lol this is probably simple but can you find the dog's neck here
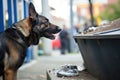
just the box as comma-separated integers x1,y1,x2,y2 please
14,17,32,37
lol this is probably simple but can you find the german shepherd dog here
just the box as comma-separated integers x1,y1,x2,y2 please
0,2,61,80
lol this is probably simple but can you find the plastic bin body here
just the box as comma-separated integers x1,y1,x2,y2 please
74,34,120,80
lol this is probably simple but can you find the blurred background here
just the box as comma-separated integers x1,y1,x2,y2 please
0,0,120,62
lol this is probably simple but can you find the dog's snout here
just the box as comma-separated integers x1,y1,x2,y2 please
56,26,62,32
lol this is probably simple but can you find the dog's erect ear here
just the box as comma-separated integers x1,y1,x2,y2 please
29,2,37,19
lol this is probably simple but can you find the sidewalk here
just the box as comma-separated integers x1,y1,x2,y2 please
18,50,97,80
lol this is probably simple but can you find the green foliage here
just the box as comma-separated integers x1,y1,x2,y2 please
100,0,120,21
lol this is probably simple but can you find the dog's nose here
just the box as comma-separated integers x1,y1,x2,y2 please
56,26,62,32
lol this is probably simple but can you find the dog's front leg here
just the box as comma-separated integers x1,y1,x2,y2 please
3,70,17,80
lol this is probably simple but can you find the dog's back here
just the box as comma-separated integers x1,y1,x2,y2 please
0,32,6,76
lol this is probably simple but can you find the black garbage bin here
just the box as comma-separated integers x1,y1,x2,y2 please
74,34,120,80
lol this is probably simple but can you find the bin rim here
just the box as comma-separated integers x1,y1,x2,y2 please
73,34,120,39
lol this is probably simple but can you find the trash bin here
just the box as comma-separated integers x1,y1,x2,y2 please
74,34,120,80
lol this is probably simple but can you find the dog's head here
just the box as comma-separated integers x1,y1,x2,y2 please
29,3,61,40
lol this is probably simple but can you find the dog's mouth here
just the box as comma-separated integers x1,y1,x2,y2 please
44,32,55,39
43,27,61,40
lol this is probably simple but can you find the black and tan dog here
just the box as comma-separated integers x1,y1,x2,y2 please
0,2,61,80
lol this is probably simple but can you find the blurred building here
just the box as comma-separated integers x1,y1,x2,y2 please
76,0,117,26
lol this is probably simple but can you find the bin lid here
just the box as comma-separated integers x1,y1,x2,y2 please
74,34,120,39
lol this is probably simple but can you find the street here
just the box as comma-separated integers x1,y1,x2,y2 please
18,50,98,80
18,51,84,80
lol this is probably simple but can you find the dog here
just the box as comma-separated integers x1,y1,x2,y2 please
0,2,61,80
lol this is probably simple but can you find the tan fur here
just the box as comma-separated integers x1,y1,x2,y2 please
15,17,32,37
4,70,17,80
4,41,19,71
3,40,20,80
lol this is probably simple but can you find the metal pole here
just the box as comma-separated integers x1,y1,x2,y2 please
41,0,52,55
0,0,4,32
13,0,18,22
24,0,28,18
89,0,94,26
7,0,13,26
70,0,74,52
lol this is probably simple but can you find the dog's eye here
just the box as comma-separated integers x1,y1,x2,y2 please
43,19,48,23
43,19,49,25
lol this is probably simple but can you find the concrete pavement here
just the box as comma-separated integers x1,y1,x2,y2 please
18,50,97,80
18,50,83,80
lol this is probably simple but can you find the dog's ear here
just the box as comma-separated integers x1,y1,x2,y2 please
29,2,37,19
